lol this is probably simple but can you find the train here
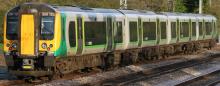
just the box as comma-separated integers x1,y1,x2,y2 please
3,3,218,80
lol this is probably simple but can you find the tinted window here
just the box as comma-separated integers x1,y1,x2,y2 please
171,22,176,38
199,22,203,36
115,22,123,43
143,22,156,41
160,22,166,39
85,22,106,46
69,21,76,47
205,22,212,35
41,16,55,40
6,16,18,40
129,22,138,42
192,22,196,36
181,22,189,37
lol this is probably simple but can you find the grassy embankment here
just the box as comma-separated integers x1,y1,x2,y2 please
0,43,2,53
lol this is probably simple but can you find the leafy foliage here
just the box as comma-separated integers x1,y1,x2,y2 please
175,0,187,12
0,43,2,50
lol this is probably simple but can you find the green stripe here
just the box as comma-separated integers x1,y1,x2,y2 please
130,42,138,45
116,43,123,45
170,39,177,43
198,36,204,40
191,36,197,41
179,37,189,42
143,40,156,46
54,13,67,57
85,45,105,48
160,39,167,44
204,35,212,39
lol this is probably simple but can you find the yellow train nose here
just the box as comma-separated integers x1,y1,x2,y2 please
20,14,35,56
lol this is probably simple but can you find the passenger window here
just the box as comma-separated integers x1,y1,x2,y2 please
160,22,167,39
181,22,189,37
171,22,176,38
192,22,196,37
129,22,138,42
115,22,123,43
205,22,212,35
69,21,76,47
85,22,106,46
143,22,156,41
199,22,203,36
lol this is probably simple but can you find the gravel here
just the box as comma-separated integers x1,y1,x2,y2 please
38,54,207,86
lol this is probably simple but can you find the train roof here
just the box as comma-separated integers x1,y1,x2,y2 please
54,6,122,14
7,3,217,21
54,6,216,20
119,10,156,15
54,6,158,16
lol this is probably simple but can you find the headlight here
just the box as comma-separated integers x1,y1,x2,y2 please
49,44,53,48
41,43,47,49
12,43,17,48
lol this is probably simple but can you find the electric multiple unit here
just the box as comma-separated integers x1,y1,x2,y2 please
3,3,218,79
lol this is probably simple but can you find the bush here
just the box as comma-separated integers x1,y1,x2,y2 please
0,43,2,50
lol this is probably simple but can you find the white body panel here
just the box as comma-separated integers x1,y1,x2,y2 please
124,14,139,49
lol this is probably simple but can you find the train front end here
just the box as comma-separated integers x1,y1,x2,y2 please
3,3,61,78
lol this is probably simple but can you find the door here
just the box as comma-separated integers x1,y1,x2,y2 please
156,18,160,44
138,18,142,46
76,16,84,55
20,14,35,55
177,19,180,42
106,17,113,52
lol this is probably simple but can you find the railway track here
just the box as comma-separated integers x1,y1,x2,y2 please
0,51,219,86
97,52,220,86
176,69,220,86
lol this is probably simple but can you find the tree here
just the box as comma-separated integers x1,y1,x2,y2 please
0,0,218,43
175,0,187,12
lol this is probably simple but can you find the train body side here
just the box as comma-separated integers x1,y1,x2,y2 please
3,3,219,78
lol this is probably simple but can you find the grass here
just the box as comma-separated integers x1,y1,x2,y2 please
0,43,2,52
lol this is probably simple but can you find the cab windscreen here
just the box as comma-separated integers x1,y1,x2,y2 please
40,16,54,40
6,16,18,40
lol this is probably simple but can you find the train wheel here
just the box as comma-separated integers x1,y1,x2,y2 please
131,53,138,64
146,48,152,60
107,54,114,67
120,53,125,67
100,54,114,71
24,77,37,83
25,78,32,83
182,44,187,54
55,65,64,78
120,53,129,66
107,54,114,70
17,76,25,80
209,39,216,49
48,75,54,81
138,52,145,61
